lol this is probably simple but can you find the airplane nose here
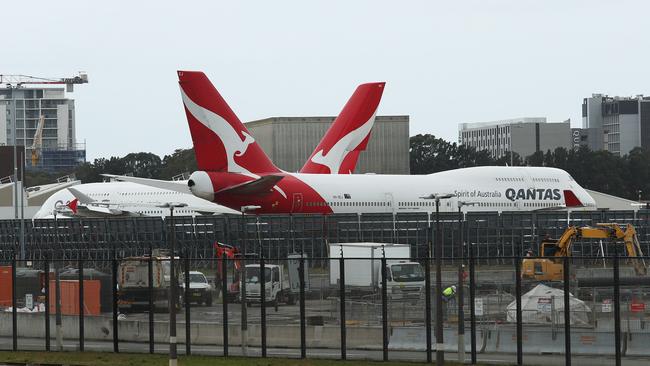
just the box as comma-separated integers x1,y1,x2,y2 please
188,171,215,202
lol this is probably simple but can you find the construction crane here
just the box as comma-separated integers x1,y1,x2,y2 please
30,115,46,167
0,72,88,92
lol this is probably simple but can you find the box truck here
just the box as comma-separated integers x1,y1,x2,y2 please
329,243,424,300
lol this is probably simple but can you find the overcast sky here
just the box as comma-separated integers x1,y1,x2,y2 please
4,1,649,160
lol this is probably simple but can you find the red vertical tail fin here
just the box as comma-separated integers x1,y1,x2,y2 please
300,82,385,174
177,71,278,174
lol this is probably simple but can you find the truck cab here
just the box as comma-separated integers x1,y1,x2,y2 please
385,261,425,300
243,264,295,306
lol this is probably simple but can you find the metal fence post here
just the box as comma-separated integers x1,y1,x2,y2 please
221,253,228,357
79,259,84,352
563,257,571,366
112,258,119,353
260,254,267,357
515,256,522,365
44,258,50,351
614,254,621,366
148,256,154,354
184,256,191,356
381,255,388,361
339,257,346,360
469,242,477,364
12,257,17,351
299,255,306,359
425,256,432,363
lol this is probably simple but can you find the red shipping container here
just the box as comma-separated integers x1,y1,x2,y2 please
0,266,11,306
49,280,101,316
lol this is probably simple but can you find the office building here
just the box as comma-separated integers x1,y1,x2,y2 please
0,87,85,172
245,115,409,174
582,94,650,156
458,117,572,160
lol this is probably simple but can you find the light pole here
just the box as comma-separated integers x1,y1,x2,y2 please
457,200,476,363
53,210,62,351
421,193,455,365
240,205,260,356
159,202,187,366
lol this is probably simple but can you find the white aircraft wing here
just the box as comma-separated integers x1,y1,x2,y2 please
101,174,191,194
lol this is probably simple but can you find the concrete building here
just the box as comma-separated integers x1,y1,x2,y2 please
582,94,650,156
570,128,601,152
458,117,572,160
245,115,410,174
0,87,85,172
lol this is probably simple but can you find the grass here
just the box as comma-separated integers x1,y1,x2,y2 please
0,351,473,366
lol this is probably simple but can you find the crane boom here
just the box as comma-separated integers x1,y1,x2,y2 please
0,73,88,91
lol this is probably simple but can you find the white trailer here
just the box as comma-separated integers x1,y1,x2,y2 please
329,242,424,299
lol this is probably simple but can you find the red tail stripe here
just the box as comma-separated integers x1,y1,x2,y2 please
563,190,583,207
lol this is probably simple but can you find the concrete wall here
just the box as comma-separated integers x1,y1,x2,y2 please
619,114,641,155
0,312,383,350
539,122,571,153
56,105,69,149
246,116,409,174
4,313,650,356
0,104,6,145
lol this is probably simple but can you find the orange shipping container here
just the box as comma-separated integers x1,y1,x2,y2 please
49,280,101,316
0,266,11,306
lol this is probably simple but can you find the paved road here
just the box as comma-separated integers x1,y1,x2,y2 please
2,337,650,366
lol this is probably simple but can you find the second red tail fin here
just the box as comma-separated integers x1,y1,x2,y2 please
300,82,385,174
178,71,279,174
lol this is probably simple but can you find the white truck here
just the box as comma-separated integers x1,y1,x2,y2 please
329,243,424,300
243,254,310,306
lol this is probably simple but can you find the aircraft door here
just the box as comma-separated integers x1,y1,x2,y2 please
384,193,395,213
292,193,303,213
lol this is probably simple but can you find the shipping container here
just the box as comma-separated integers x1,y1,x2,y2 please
49,280,101,315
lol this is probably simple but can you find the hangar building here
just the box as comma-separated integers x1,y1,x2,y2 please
245,115,410,174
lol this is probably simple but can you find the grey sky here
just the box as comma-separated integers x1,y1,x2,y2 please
4,1,649,160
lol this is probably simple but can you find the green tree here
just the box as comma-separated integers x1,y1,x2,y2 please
159,148,197,179
122,152,162,178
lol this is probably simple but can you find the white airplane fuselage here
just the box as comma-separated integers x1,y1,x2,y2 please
34,181,238,219
190,166,596,214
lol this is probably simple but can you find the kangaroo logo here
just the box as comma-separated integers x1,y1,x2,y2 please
181,88,255,174
310,112,377,174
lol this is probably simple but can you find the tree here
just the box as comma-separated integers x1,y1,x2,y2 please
122,152,162,178
159,149,197,180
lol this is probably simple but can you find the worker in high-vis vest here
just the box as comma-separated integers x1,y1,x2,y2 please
442,285,457,301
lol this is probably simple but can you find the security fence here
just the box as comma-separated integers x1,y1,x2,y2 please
1,210,650,264
1,253,650,365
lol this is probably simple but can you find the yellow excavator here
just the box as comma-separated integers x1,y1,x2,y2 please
522,223,647,281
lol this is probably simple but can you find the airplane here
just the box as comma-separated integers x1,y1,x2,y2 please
34,79,387,219
112,70,596,215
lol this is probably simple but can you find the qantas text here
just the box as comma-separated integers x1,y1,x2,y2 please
505,188,561,201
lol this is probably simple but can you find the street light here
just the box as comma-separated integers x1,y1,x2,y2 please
420,193,455,365
457,200,476,363
239,205,260,356
158,202,187,366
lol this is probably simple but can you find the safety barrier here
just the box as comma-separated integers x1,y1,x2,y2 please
484,328,626,355
624,332,650,356
388,327,486,353
0,313,386,349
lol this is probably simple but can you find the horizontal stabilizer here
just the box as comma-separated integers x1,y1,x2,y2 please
101,174,191,194
67,187,95,204
83,205,124,215
215,174,284,196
